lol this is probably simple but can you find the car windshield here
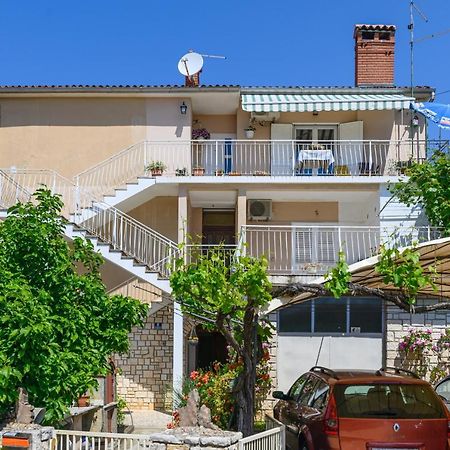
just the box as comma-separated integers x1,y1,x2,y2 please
334,383,446,419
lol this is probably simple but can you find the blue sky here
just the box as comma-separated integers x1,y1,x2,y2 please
1,0,449,133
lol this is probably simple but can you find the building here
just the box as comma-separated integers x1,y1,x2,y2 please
0,24,446,410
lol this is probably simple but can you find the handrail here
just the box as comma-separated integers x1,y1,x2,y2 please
0,170,33,208
1,168,179,278
72,138,447,205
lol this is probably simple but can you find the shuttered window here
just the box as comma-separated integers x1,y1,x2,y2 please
293,226,339,269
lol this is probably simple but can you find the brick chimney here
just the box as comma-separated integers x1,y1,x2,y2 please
354,24,396,86
185,71,201,87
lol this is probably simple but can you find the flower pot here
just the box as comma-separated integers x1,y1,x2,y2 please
151,169,163,176
229,172,241,176
77,395,90,407
214,170,224,176
245,129,255,139
192,168,205,176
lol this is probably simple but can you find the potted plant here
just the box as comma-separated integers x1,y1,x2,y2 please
229,171,241,176
145,161,166,176
192,166,205,176
175,168,187,176
244,124,256,139
214,168,224,176
192,128,210,140
253,170,269,176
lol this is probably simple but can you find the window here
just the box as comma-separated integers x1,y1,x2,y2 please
278,297,383,335
315,297,347,333
350,297,383,333
309,380,329,411
298,376,318,405
279,302,311,332
379,32,391,41
334,383,445,419
288,374,309,401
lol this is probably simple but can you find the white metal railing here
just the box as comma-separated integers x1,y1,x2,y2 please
238,415,285,450
74,139,447,202
1,169,179,278
0,170,32,209
184,244,237,265
56,421,285,450
55,430,158,450
241,225,443,275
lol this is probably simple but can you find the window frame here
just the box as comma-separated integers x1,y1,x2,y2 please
278,297,384,337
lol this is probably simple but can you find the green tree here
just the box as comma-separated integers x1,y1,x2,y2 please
170,247,272,437
389,151,450,235
0,189,148,424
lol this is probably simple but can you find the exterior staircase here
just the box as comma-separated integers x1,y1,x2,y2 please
0,169,177,295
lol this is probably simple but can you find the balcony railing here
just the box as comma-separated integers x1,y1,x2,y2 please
240,225,443,276
75,139,449,201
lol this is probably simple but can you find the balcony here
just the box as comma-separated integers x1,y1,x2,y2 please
75,139,449,199
240,225,443,276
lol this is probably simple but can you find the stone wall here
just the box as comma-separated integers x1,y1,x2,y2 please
115,304,194,411
116,306,174,410
386,302,450,377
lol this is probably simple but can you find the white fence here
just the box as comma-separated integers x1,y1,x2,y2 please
55,430,156,450
55,415,285,450
238,415,285,450
241,225,443,275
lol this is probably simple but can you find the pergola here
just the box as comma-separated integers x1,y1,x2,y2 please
268,237,450,314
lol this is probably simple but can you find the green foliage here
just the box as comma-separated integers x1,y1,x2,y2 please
171,246,273,343
170,245,273,435
0,189,148,424
389,152,450,235
376,244,437,305
116,397,127,426
324,251,351,298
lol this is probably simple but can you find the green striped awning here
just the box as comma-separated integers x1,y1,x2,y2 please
241,93,414,112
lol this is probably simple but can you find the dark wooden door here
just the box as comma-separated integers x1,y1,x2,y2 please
202,210,236,245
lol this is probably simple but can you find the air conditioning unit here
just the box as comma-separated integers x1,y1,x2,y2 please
250,111,280,123
248,199,272,221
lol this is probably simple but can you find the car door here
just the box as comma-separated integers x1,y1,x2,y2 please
301,378,330,449
286,375,319,450
278,374,309,450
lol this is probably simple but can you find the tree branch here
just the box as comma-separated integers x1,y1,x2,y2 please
274,281,450,313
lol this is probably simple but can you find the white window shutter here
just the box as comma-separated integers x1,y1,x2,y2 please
294,228,313,264
271,123,293,175
337,121,364,175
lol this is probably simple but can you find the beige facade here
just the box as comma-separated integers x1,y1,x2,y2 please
0,84,437,413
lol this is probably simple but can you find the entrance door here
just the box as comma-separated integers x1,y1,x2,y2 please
207,134,237,175
202,210,236,245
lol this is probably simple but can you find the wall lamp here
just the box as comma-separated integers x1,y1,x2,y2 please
180,101,188,115
412,115,419,127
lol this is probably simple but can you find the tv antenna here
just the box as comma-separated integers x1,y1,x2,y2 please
409,1,450,98
177,50,226,85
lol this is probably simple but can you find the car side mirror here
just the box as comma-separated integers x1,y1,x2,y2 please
273,390,289,400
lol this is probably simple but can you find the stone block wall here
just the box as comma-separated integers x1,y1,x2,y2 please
116,305,174,410
386,302,450,377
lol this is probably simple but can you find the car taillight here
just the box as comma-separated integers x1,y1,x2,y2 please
448,419,450,437
324,393,339,435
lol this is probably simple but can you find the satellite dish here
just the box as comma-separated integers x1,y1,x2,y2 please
178,52,204,77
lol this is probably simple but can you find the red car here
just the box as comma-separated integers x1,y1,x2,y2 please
273,366,450,450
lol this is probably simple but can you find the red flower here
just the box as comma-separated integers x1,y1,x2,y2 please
190,370,199,380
